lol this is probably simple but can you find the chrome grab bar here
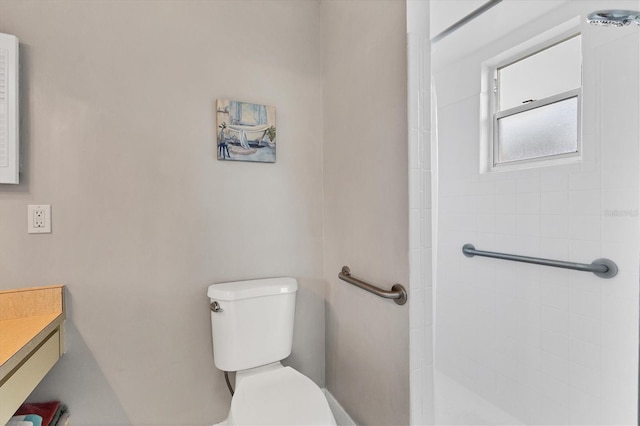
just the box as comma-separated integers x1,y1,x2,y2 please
338,266,408,305
462,244,618,279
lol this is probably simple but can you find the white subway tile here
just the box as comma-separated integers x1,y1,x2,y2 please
477,214,496,233
602,188,639,211
540,351,569,384
541,214,569,238
602,215,638,243
410,257,421,294
423,325,433,366
476,194,495,215
421,172,432,211
516,214,541,237
440,195,471,215
568,239,601,262
422,248,433,287
421,134,432,171
569,388,602,426
494,372,522,415
569,190,601,216
541,238,569,261
422,367,435,424
522,386,543,425
568,215,601,241
515,236,541,257
569,282,602,319
541,191,569,215
517,192,541,215
601,398,637,426
409,128,420,169
409,169,420,209
538,371,570,404
410,208,420,249
541,170,569,192
542,329,569,359
569,361,601,398
494,262,519,298
601,322,637,379
495,214,517,236
421,209,432,248
541,280,569,310
541,305,569,335
568,171,601,191
517,175,541,193
600,370,638,411
420,89,431,133
496,178,517,194
424,286,433,326
410,327,423,367
410,249,422,293
516,277,541,305
569,313,602,346
602,153,639,190
538,396,569,425
410,367,424,417
568,338,600,370
496,194,517,214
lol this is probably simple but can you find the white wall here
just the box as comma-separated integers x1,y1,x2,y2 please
0,1,325,424
321,1,410,424
433,1,639,424
407,1,434,424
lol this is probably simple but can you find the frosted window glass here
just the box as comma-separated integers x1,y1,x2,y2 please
499,35,581,110
497,97,577,164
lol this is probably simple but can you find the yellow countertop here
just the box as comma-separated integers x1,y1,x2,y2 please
0,285,65,380
0,313,62,365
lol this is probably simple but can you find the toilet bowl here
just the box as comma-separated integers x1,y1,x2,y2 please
228,363,335,425
208,277,336,426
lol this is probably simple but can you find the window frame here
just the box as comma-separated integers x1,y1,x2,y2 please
493,88,582,166
484,30,583,172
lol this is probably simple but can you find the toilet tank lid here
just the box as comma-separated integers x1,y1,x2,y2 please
208,277,298,301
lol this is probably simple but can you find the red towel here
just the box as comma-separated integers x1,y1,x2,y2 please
15,401,60,426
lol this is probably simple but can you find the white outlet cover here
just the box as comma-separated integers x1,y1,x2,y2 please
28,204,51,234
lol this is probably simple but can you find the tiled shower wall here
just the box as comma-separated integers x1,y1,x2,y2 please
407,1,434,424
433,1,639,425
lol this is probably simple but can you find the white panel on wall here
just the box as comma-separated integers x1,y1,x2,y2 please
432,1,639,425
0,33,18,184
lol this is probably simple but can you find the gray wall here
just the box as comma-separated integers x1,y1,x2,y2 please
321,1,410,425
0,1,325,424
0,1,411,425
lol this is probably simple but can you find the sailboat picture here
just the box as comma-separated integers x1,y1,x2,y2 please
216,99,276,163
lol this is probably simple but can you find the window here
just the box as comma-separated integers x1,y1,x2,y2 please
487,33,582,170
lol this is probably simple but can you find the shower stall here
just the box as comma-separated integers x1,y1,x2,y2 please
408,1,640,424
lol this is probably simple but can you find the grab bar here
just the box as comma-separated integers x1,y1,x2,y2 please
338,266,408,305
462,244,618,279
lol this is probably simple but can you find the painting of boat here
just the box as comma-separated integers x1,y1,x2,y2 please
216,99,276,163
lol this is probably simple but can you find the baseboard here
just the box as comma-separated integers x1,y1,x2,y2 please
323,389,357,426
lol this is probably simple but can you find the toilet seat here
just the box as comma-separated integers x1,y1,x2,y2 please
227,366,336,426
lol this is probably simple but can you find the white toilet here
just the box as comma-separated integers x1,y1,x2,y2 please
208,277,337,426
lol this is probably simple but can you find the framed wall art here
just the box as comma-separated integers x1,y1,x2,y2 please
216,99,276,163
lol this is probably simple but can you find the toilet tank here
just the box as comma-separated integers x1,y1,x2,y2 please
208,277,298,372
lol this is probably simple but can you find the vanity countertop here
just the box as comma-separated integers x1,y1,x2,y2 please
0,285,66,425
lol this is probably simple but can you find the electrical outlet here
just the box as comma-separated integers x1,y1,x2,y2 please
28,205,51,234
34,209,45,228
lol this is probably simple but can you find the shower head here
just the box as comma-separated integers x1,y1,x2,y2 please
587,10,640,27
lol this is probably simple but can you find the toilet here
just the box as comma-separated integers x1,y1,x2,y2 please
208,277,337,426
